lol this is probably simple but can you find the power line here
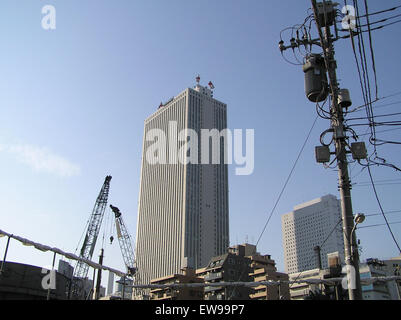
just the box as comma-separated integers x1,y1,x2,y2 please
357,127,401,137
356,5,401,18
289,218,343,288
355,178,401,184
350,101,401,114
362,0,378,100
367,165,401,253
372,138,401,145
347,90,401,115
358,221,401,229
346,111,401,121
229,115,319,300
364,18,401,31
357,12,401,28
256,115,319,246
364,210,401,218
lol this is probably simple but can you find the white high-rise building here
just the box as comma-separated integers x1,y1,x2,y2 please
281,194,345,274
134,79,229,287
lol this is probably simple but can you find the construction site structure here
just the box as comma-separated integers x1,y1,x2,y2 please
70,175,112,299
109,205,136,276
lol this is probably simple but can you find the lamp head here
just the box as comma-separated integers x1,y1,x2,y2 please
354,213,365,225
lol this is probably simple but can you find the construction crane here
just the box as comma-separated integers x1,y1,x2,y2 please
109,204,136,277
70,175,112,299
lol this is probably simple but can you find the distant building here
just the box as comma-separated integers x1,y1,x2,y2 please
57,260,73,279
116,277,133,300
107,271,114,296
149,268,203,300
0,261,69,300
248,253,290,300
360,258,400,300
57,260,74,298
71,277,93,300
282,194,345,274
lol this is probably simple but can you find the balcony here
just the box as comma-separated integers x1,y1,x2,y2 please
250,290,267,299
204,272,223,282
204,286,223,293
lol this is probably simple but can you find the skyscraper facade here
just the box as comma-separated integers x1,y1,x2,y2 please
281,194,345,274
135,80,229,287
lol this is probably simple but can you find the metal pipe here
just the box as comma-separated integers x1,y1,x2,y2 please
0,236,11,275
47,252,57,300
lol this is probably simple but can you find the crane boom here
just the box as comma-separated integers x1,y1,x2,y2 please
110,205,136,276
71,175,112,298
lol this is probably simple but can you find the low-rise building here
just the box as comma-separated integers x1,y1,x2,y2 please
382,255,401,300
149,268,203,300
0,261,69,300
148,244,289,300
360,258,400,300
248,253,290,300
289,251,346,300
289,268,324,300
197,244,255,300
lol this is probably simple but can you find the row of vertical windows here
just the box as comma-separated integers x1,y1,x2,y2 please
136,96,186,285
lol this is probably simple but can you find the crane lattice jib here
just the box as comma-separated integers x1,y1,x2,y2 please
74,175,112,280
110,205,136,276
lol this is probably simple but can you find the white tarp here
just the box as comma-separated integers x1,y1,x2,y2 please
0,229,126,277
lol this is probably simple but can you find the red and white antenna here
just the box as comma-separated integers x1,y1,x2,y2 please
196,75,200,84
208,81,215,89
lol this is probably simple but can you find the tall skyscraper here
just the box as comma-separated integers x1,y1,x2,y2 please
135,78,229,287
281,194,345,274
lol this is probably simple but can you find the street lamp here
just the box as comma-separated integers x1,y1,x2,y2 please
354,213,366,225
351,213,365,258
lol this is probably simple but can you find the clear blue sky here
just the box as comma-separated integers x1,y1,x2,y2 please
1,0,400,290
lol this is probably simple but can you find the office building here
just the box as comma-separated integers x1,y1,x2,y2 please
282,194,345,274
135,78,229,287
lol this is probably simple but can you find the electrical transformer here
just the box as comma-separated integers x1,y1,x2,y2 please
303,54,329,103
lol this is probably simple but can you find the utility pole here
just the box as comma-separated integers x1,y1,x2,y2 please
94,248,104,300
279,0,364,300
310,0,362,300
314,245,322,270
